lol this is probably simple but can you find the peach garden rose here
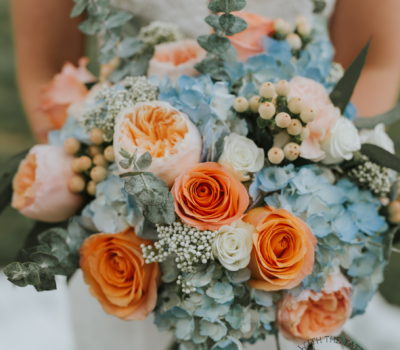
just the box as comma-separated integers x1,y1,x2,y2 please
12,145,83,222
114,101,202,186
172,162,249,231
148,39,206,81
40,57,95,129
230,12,274,62
278,273,352,341
243,206,316,291
80,228,159,320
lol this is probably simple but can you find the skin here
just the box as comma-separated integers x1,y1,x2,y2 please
12,0,400,141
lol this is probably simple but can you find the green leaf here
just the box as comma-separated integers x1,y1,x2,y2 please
360,144,400,172
198,34,231,56
219,14,247,36
143,193,176,225
124,172,170,206
79,17,102,35
195,57,229,81
354,103,400,129
105,11,133,29
135,152,152,171
3,262,41,287
118,38,147,58
330,41,371,113
208,0,247,13
0,149,29,216
70,0,87,18
205,14,222,31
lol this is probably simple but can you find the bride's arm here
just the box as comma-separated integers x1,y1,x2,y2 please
331,0,400,116
12,0,84,142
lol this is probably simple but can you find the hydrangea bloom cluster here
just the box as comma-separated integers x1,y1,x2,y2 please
155,262,276,350
251,164,388,314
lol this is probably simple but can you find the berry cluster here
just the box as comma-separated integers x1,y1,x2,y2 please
64,128,115,196
233,80,316,165
273,16,313,53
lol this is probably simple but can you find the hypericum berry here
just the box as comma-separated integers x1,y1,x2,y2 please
284,142,301,161
276,80,290,96
233,96,249,113
64,138,80,155
259,102,276,120
287,119,303,136
295,16,308,27
93,154,108,167
259,82,276,99
104,145,115,162
87,180,97,196
249,95,261,113
275,112,292,128
288,97,304,114
68,175,86,193
88,145,102,157
90,166,107,183
89,128,105,145
297,22,312,37
268,147,285,164
300,107,316,123
287,33,302,50
274,18,291,35
79,156,92,172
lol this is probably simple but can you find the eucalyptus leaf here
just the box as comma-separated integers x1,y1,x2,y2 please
105,11,133,29
143,193,176,225
354,103,400,129
3,262,41,287
136,152,152,170
208,0,247,13
330,41,370,113
219,14,247,36
360,144,400,172
198,34,231,56
79,17,102,35
118,38,147,58
70,0,87,18
124,172,170,206
205,14,222,31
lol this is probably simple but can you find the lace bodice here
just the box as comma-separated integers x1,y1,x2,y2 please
111,0,336,38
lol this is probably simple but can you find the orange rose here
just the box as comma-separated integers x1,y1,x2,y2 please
243,206,316,291
230,12,274,62
172,162,249,231
278,273,352,341
148,39,206,81
80,228,159,320
40,57,95,129
114,101,202,186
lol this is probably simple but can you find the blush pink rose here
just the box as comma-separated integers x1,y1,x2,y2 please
40,57,95,129
289,77,341,161
230,12,274,62
148,39,206,81
278,273,352,341
12,145,83,222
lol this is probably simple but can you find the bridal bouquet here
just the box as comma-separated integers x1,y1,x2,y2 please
3,0,400,349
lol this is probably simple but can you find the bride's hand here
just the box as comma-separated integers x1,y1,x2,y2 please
12,0,84,142
331,0,400,117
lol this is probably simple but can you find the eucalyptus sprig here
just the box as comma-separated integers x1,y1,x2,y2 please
71,0,152,81
196,0,248,80
119,150,175,225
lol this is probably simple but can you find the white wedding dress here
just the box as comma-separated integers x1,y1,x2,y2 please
69,1,340,350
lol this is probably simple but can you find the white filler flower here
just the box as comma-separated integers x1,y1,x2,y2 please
218,133,264,181
322,117,361,164
213,220,254,271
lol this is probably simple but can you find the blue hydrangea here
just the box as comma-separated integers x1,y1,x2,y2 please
251,165,389,314
154,263,276,350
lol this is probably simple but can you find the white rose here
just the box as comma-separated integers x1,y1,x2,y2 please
322,117,361,164
218,133,265,181
360,124,395,154
212,220,254,271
